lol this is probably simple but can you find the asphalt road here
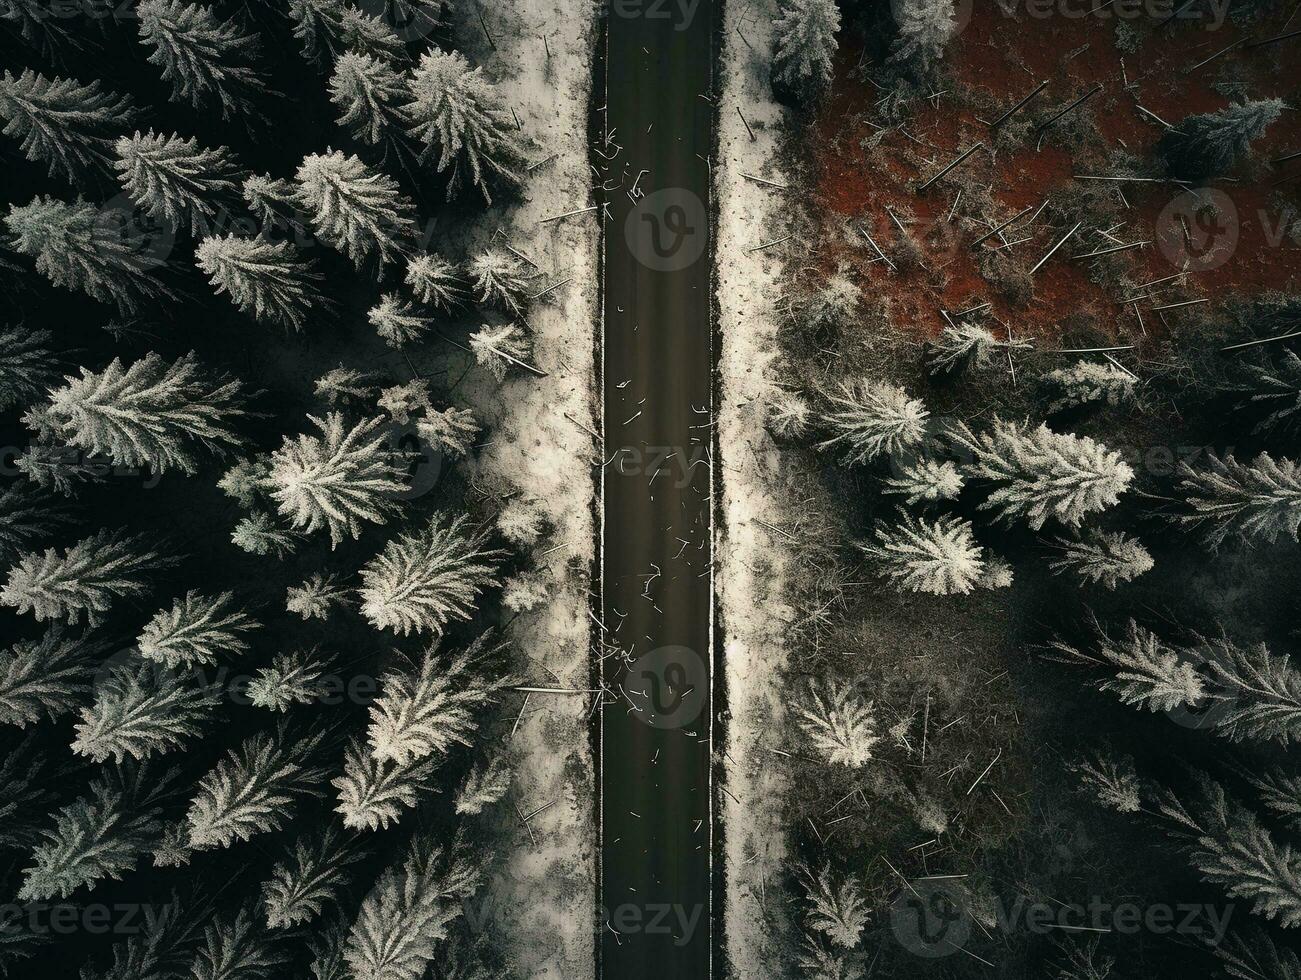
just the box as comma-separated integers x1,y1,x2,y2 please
598,1,716,977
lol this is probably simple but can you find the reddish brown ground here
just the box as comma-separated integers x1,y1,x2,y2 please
813,3,1301,344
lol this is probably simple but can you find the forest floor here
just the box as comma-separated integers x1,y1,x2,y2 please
718,3,1301,977
453,1,601,977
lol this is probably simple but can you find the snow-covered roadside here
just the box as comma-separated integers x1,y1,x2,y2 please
457,3,600,977
715,1,800,976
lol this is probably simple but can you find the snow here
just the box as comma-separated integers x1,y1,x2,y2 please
454,3,599,978
715,1,800,975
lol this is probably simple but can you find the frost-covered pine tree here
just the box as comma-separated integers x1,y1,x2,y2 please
137,591,260,668
330,51,411,146
0,70,134,185
241,173,303,234
1046,530,1153,589
1159,99,1285,181
468,323,534,382
294,150,415,267
889,0,959,79
468,248,531,314
418,406,480,457
881,457,963,505
795,678,878,769
1246,769,1301,832
344,836,481,980
1237,350,1301,434
949,418,1132,529
378,380,431,423
218,458,268,508
1154,770,1301,928
1194,633,1301,745
798,936,863,980
186,723,329,850
0,625,108,728
1217,928,1301,980
289,0,405,66
454,755,511,816
1178,452,1301,547
1,528,162,624
262,825,367,929
137,0,270,120
1045,361,1137,414
232,511,301,558
246,648,332,711
817,380,929,464
188,905,292,980
18,761,179,901
369,293,433,347
359,513,504,637
798,865,869,950
0,481,68,563
114,130,243,237
6,195,174,312
368,635,510,765
772,0,840,96
196,234,324,331
0,325,57,412
1045,620,1205,715
268,413,409,547
13,444,100,496
333,739,438,831
1073,754,1142,813
860,511,985,595
407,49,527,203
0,734,58,851
72,659,217,762
315,366,380,405
42,351,248,475
286,572,351,620
926,322,1031,376
406,253,463,311
152,820,193,868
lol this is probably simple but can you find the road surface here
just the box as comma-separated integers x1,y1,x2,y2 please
598,1,716,977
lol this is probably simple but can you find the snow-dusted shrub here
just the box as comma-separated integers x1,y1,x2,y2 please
1045,361,1137,414
795,678,878,769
